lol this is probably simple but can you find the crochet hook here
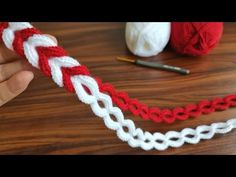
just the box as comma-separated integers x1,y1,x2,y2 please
117,57,190,75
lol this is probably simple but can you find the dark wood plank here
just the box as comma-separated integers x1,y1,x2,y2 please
1,22,236,154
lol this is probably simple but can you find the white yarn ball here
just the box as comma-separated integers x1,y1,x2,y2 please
125,22,171,57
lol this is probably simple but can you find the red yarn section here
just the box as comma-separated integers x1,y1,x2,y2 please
13,28,41,57
61,65,90,92
96,77,236,123
37,46,68,77
1,22,236,124
171,22,223,56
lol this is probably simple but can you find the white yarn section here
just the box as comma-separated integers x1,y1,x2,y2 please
25,34,57,68
2,22,236,151
125,22,171,57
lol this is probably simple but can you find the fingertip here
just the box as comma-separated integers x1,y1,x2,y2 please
8,71,34,94
21,71,34,83
17,71,34,88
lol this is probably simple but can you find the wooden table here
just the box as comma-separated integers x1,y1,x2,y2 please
1,22,236,155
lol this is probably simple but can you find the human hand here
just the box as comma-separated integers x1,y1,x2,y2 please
0,35,57,107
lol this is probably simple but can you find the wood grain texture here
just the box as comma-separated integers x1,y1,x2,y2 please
1,22,236,154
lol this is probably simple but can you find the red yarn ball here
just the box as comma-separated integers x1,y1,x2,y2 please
170,22,223,56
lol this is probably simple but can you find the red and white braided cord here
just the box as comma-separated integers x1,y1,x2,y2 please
1,22,236,151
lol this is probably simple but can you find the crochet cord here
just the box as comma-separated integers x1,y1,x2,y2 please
1,22,236,124
1,22,236,151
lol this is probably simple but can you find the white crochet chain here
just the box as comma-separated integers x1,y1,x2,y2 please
2,22,236,151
